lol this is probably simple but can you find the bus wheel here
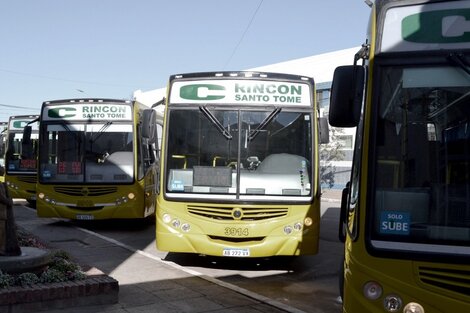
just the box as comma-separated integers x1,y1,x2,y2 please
26,200,36,209
338,255,345,301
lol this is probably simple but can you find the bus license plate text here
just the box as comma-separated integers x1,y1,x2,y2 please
223,248,250,257
76,214,94,220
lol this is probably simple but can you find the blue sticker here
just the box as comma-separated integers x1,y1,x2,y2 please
8,164,15,170
171,180,184,191
42,171,51,178
379,211,410,235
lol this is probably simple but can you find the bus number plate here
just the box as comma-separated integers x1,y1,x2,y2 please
76,214,94,220
222,248,250,257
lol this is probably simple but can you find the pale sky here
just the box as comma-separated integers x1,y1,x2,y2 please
0,0,370,121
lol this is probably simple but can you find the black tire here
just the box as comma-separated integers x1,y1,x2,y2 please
339,255,345,301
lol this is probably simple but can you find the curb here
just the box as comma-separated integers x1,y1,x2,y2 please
0,274,118,313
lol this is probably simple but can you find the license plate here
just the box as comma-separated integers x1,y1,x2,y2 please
222,248,250,257
76,214,94,220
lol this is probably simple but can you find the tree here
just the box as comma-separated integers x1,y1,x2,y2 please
320,126,346,188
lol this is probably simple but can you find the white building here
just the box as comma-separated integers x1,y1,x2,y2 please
134,46,361,188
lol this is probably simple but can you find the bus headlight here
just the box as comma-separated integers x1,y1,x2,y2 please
172,219,181,228
403,302,424,313
304,217,313,226
162,214,171,223
284,225,293,235
363,281,382,300
181,223,191,232
128,192,135,200
383,295,402,312
38,193,45,199
294,222,302,231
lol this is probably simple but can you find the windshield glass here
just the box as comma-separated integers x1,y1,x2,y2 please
6,130,39,174
39,123,134,183
371,63,470,255
165,108,313,199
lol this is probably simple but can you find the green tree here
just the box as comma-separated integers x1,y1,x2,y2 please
320,126,346,188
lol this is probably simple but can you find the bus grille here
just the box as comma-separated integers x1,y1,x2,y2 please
418,266,470,298
17,176,37,184
187,205,288,221
54,186,118,197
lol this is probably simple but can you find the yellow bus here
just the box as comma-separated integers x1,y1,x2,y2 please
36,98,159,220
329,0,470,312
156,71,329,257
0,121,8,183
4,115,39,204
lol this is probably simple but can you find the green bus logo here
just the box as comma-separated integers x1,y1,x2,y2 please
48,107,76,118
402,9,470,43
12,121,29,128
180,84,226,100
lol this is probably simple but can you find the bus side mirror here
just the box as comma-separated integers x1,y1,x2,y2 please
338,181,350,243
21,126,33,159
0,136,5,156
142,109,157,144
319,117,329,144
329,65,365,128
23,126,32,143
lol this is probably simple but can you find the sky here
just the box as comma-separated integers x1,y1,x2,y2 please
0,0,371,121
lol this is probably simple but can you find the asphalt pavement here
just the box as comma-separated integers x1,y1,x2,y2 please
13,189,342,313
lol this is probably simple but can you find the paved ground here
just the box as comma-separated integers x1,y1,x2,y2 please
13,189,342,313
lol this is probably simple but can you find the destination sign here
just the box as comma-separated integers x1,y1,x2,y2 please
8,117,39,131
43,104,133,121
381,0,470,52
170,80,312,106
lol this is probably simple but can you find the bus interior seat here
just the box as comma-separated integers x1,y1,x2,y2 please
257,153,307,174
107,151,133,166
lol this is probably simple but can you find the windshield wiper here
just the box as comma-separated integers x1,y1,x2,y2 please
199,106,232,140
60,122,81,144
248,108,281,141
447,52,470,76
90,121,113,143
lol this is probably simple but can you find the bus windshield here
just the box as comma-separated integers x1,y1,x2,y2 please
39,122,134,184
165,107,312,199
6,130,39,174
371,62,470,255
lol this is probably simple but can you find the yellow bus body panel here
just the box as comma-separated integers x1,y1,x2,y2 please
343,235,470,313
156,197,320,257
36,181,154,220
5,174,36,202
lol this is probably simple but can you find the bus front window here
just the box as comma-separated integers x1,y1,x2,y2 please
40,123,134,183
6,132,38,173
371,63,470,255
166,108,312,199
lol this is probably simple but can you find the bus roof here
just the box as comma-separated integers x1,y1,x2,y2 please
169,71,314,84
7,115,39,131
42,98,132,106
